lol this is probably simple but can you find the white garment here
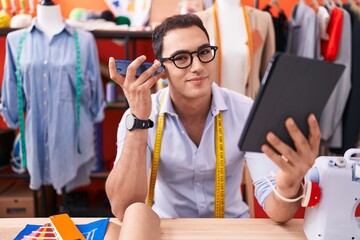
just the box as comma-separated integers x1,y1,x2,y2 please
317,6,330,40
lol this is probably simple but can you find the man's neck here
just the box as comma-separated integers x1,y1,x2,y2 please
171,93,212,123
170,92,212,147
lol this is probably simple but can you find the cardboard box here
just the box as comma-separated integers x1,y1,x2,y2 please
0,181,35,217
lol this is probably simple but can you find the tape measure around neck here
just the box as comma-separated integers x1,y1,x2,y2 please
214,111,225,218
213,2,253,87
15,29,82,168
147,94,226,218
147,94,165,207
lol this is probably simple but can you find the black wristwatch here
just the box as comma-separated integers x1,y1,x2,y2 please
125,113,154,131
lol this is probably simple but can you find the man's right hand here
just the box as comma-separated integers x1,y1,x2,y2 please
108,56,164,120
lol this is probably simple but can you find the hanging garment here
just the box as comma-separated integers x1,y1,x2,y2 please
341,3,360,153
321,7,343,62
196,5,275,99
320,8,352,148
262,4,288,52
0,19,105,193
317,5,331,41
286,1,321,59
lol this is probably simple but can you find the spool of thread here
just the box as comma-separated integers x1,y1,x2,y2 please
106,81,116,103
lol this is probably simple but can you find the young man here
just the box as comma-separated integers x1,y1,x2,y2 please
106,14,320,223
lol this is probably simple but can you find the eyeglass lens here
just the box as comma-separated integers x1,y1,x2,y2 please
173,46,216,69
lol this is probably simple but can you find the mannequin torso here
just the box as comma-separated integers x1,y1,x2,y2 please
216,0,249,94
36,4,64,40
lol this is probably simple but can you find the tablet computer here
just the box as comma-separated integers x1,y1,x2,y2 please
238,53,345,153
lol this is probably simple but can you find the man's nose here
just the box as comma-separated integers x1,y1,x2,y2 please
190,54,203,71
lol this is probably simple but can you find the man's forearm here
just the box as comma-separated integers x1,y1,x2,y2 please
106,130,149,221
264,186,302,223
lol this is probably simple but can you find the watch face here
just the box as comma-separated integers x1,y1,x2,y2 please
125,114,135,130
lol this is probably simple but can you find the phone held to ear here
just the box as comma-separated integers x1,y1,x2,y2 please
115,59,164,77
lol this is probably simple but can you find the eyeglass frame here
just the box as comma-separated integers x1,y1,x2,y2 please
159,45,219,69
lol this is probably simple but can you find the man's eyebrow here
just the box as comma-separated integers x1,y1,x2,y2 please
168,43,211,57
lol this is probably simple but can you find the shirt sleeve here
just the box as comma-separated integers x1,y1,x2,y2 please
1,33,24,129
245,152,278,209
85,33,105,123
253,175,276,209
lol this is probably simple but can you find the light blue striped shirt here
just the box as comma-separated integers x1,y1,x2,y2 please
0,19,105,192
116,83,276,218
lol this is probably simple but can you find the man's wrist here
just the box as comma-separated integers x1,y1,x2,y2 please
274,185,303,203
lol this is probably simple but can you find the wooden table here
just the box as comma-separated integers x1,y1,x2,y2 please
0,218,306,239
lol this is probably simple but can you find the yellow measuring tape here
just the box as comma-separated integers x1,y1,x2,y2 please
146,95,165,207
214,112,225,218
147,94,226,218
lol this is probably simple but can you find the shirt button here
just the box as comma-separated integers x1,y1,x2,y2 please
44,60,48,65
43,87,47,92
200,203,205,208
196,182,201,187
43,73,47,78
44,101,47,106
44,115,47,119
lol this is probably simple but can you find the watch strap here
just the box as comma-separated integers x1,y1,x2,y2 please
135,118,154,129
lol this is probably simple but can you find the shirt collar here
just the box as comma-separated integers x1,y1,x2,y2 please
27,18,74,36
159,82,228,117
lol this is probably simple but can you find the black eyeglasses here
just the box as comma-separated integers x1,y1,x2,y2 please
160,45,218,69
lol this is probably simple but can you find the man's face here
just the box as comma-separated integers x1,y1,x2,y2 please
161,26,215,102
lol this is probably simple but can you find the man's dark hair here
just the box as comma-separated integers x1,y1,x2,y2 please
152,14,210,59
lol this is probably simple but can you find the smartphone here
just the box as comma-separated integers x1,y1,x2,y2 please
115,59,164,77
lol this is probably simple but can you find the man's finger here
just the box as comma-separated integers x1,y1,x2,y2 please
285,118,309,153
261,144,292,170
109,57,125,87
265,132,297,166
307,114,321,154
126,55,147,81
135,60,163,86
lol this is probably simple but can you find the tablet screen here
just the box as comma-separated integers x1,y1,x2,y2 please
238,53,345,153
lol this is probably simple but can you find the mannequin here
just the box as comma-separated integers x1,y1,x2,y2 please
36,2,64,40
1,1,105,193
215,0,249,94
196,1,275,99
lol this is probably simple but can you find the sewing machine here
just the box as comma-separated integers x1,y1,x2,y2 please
303,148,360,239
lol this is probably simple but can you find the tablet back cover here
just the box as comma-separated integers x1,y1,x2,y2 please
238,53,345,153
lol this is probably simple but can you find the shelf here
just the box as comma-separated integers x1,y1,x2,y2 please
0,28,152,38
105,101,128,110
0,28,152,59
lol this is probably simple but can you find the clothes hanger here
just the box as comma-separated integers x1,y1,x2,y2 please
309,0,319,10
334,0,342,7
323,0,335,9
270,0,282,11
